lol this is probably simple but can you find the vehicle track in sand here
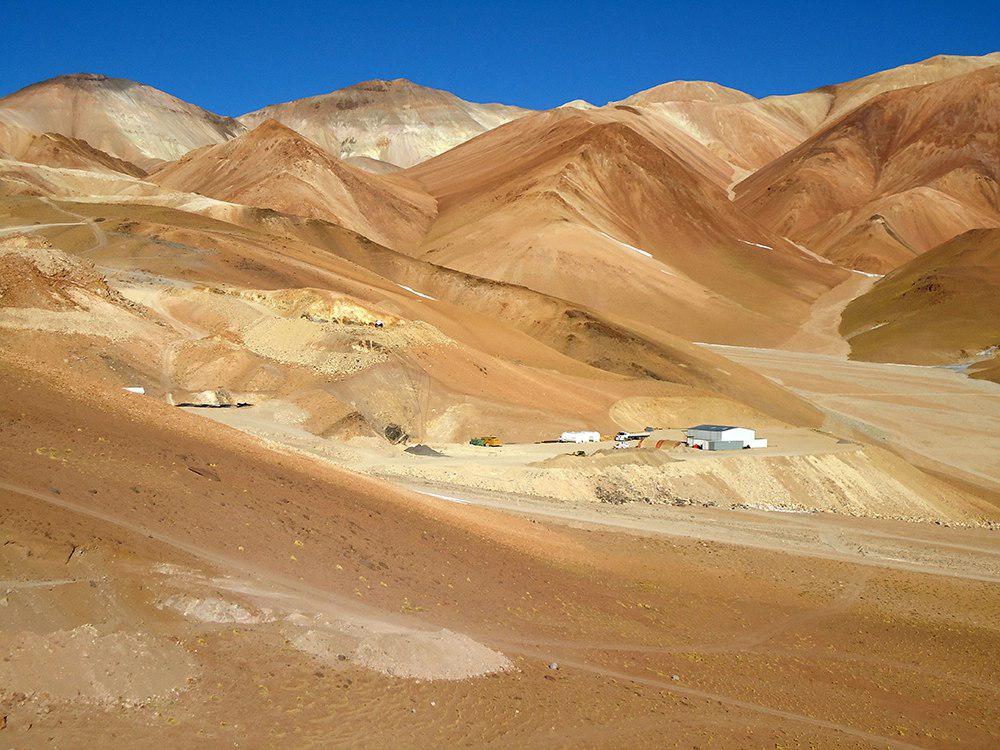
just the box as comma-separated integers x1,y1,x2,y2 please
0,198,107,255
0,480,429,635
496,645,925,750
487,575,870,657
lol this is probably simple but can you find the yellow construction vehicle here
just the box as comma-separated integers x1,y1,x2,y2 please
470,436,503,447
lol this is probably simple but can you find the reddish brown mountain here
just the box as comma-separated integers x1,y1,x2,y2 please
149,119,436,249
0,120,145,177
735,66,1000,273
840,228,1000,377
616,53,1000,186
402,106,848,347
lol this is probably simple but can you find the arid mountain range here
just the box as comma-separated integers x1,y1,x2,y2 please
0,52,996,436
2,50,1000,747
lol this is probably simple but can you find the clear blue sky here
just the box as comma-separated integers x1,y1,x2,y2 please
2,0,997,115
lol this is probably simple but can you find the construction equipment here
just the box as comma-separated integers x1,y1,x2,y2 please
470,436,503,447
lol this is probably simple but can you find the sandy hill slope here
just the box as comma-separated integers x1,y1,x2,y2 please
615,81,806,177
0,120,145,177
343,154,404,174
622,80,756,106
0,173,829,443
0,141,837,444
613,53,1000,179
274,216,827,429
735,65,1000,273
0,73,244,168
239,78,532,168
402,106,848,347
840,228,1000,377
148,119,436,249
801,51,1000,132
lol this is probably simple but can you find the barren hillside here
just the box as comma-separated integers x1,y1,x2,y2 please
404,106,848,346
0,120,146,176
840,227,1000,376
149,120,437,249
736,66,1000,273
239,78,532,168
611,53,1000,180
0,74,244,168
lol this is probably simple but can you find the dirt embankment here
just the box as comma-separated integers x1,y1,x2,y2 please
374,445,991,525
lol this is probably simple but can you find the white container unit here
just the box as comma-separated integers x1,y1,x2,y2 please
560,431,601,443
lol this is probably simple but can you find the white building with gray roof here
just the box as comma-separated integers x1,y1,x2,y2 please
684,424,767,451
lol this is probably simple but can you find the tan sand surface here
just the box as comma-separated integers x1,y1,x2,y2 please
706,344,1000,493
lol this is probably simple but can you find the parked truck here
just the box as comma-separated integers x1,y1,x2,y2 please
614,430,652,442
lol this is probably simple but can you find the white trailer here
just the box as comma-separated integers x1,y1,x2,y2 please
560,431,601,443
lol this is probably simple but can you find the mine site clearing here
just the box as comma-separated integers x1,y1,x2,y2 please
201,411,851,470
194,404,844,476
180,390,1000,587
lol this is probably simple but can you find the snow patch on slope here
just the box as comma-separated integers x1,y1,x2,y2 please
739,239,773,251
397,283,437,301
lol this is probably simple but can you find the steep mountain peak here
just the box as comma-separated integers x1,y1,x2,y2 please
558,99,597,110
242,117,306,140
348,77,417,90
47,72,113,84
805,50,1000,126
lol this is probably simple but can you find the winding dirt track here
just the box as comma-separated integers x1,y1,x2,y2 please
0,198,107,254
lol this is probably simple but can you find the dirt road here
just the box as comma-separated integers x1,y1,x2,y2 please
779,273,876,356
0,197,107,254
406,483,1000,584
